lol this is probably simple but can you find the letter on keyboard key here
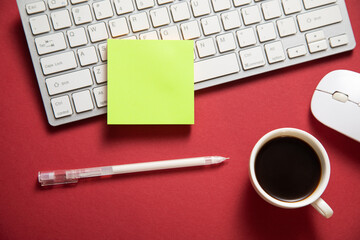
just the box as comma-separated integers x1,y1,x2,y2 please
35,32,67,55
191,0,211,17
181,21,201,40
160,26,181,40
297,5,342,32
150,7,171,27
40,51,77,75
46,69,93,95
239,46,266,70
88,22,109,42
194,53,240,82
211,0,231,12
129,12,150,32
93,64,107,83
241,5,261,25
170,2,191,22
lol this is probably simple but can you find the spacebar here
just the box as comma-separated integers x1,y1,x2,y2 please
194,53,240,83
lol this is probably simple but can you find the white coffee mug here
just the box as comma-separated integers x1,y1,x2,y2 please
249,128,333,218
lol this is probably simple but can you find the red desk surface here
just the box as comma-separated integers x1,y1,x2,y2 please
1,1,359,240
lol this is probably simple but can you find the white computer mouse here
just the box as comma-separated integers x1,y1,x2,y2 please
311,70,360,142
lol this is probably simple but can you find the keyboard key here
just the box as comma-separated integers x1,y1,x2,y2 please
297,5,342,32
306,30,325,43
211,0,231,12
281,0,301,15
114,0,134,15
261,0,281,20
40,51,77,75
196,38,216,58
98,43,107,61
201,16,221,36
277,17,297,37
287,45,307,58
216,33,236,53
160,26,181,40
158,0,174,4
30,15,51,35
221,10,241,30
88,22,109,42
264,41,286,64
257,23,276,43
129,12,150,32
93,0,114,20
35,32,66,55
72,5,93,25
93,64,107,83
239,46,265,70
71,0,88,4
181,21,201,40
93,86,107,108
72,90,94,113
329,34,349,48
26,1,46,14
46,69,93,95
135,0,155,10
308,40,327,53
48,0,68,10
109,18,130,37
191,0,211,17
51,95,73,118
241,5,261,25
170,2,191,22
237,28,256,47
303,0,336,10
51,10,71,30
140,31,159,39
150,7,171,27
194,53,240,82
233,0,251,7
123,36,137,40
67,27,88,47
78,46,98,66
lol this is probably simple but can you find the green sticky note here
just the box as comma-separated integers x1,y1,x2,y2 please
107,39,194,125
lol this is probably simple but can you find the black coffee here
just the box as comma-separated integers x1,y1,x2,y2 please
255,137,321,202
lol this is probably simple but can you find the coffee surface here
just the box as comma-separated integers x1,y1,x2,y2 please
255,137,321,202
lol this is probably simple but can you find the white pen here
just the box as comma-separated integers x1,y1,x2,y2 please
38,156,228,186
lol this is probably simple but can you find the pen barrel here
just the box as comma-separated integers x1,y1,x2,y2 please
111,156,220,174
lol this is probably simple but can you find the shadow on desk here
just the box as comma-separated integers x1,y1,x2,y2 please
241,182,318,240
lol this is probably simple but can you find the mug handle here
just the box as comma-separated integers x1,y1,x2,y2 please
311,198,333,218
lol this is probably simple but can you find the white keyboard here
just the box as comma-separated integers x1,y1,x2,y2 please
17,0,355,126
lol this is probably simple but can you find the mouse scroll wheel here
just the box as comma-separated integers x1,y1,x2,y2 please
332,91,348,103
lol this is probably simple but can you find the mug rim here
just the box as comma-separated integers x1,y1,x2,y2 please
249,128,331,209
